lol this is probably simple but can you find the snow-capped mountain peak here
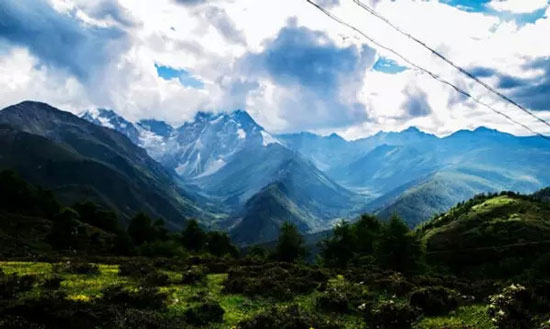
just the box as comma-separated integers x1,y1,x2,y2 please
81,108,140,144
81,108,282,178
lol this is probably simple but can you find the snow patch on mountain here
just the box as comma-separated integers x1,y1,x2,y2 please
237,128,246,139
261,130,279,146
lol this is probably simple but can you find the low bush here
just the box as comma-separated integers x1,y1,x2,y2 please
488,284,533,329
316,279,373,314
118,261,156,277
237,305,342,329
1,291,98,329
223,263,329,300
409,286,459,316
372,273,416,296
0,273,37,299
365,299,419,329
184,301,225,326
181,266,206,285
0,316,47,329
41,276,63,290
53,262,99,275
108,309,187,329
100,286,167,310
143,271,171,287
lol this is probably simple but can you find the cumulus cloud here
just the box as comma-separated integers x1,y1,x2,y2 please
201,6,246,45
0,0,130,81
0,0,549,139
236,22,376,131
402,87,432,117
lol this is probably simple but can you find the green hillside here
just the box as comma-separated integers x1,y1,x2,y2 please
376,170,502,226
419,192,550,277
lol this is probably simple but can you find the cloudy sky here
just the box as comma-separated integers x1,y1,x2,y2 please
0,0,549,139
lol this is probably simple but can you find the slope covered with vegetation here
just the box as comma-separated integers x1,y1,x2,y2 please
1,171,550,328
418,191,550,277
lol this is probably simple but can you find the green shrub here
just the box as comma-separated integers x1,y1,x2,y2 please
223,263,328,300
108,309,186,329
539,319,550,329
409,286,459,316
53,262,99,275
0,316,47,329
181,266,206,285
237,305,342,329
487,284,532,329
365,299,419,329
184,301,224,326
118,261,156,277
0,273,37,299
143,271,171,286
316,280,373,314
100,286,167,310
41,277,63,290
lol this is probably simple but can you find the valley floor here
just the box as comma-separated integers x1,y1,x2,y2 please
0,260,496,329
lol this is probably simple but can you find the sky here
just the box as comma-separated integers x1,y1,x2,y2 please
0,0,549,139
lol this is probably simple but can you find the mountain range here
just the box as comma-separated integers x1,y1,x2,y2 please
0,100,548,245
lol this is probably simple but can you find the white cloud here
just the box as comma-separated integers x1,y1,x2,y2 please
0,0,549,140
489,0,549,13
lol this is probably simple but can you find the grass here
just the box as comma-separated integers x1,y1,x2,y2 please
415,304,495,329
0,261,492,329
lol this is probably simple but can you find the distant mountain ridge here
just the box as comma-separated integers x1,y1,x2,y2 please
75,103,550,238
0,101,217,229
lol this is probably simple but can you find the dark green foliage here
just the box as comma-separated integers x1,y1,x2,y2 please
47,208,85,249
0,170,60,218
143,271,171,286
374,215,424,272
488,284,532,329
0,272,37,299
365,299,419,329
180,266,206,285
100,285,167,310
0,316,47,329
320,215,382,267
118,260,156,277
409,286,459,316
372,272,416,296
184,301,225,326
316,280,373,314
206,231,239,257
53,262,99,275
246,246,269,260
128,213,160,246
530,254,550,279
0,291,98,329
108,309,187,329
138,240,183,258
41,277,63,290
486,283,550,329
320,214,423,271
223,263,329,300
319,221,356,267
273,222,308,262
73,201,120,233
181,219,206,252
237,305,342,329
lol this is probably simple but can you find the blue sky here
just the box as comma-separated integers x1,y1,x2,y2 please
373,57,408,74
155,64,204,89
0,0,548,138
440,0,548,25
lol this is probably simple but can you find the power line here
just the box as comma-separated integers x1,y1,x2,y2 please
305,0,550,141
352,0,550,130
